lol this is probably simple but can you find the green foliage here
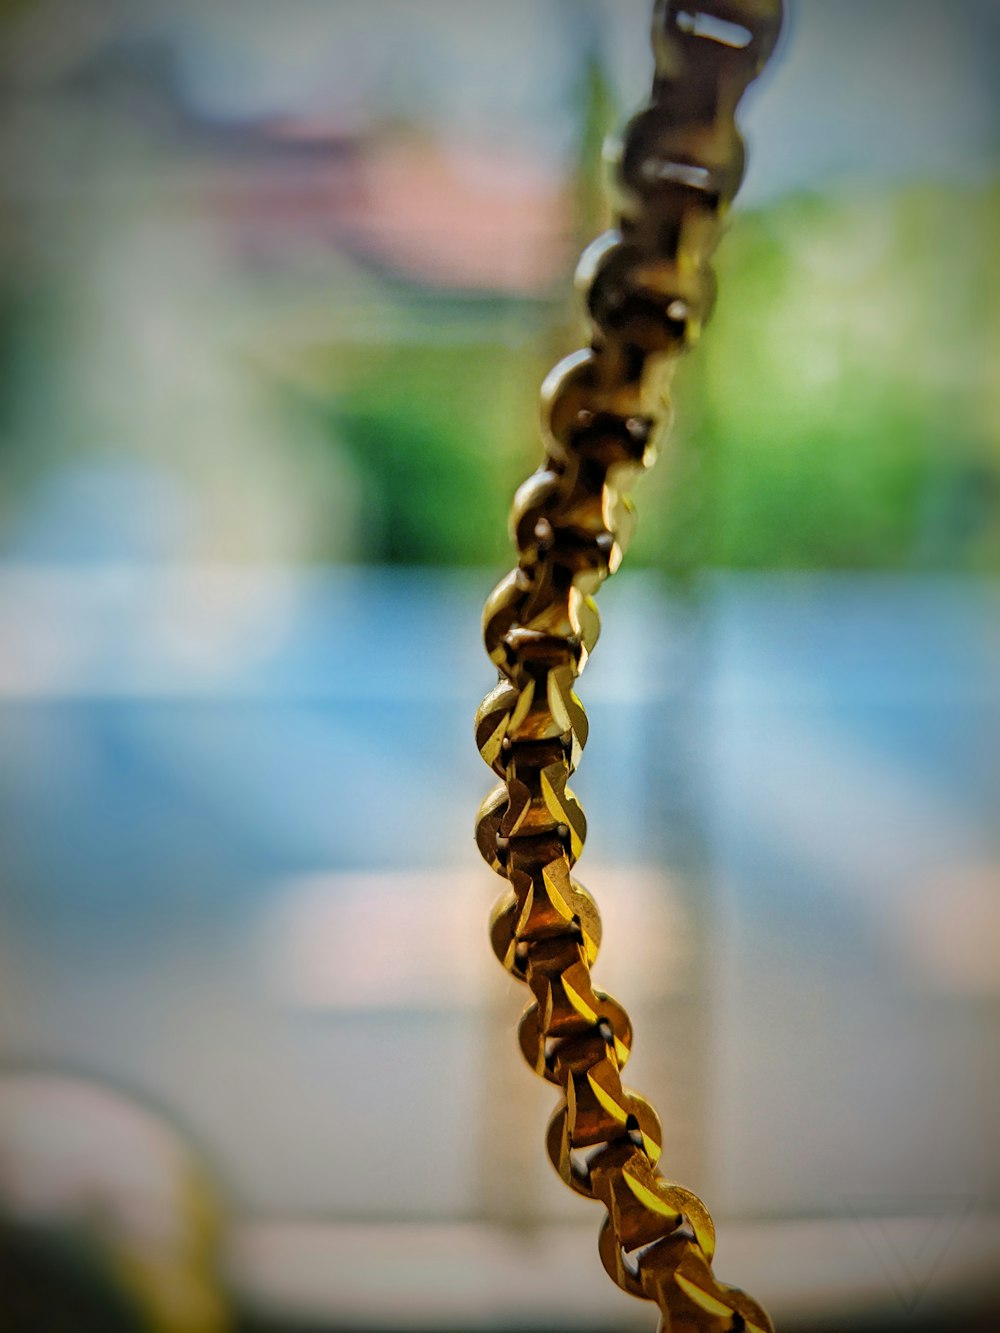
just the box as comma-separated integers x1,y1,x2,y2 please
323,329,543,567
631,182,1000,572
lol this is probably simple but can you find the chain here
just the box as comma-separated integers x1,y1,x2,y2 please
474,2,782,1328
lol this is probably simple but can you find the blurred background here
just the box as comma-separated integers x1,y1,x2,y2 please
0,0,997,1329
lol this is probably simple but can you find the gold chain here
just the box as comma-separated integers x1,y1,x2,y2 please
474,2,782,1327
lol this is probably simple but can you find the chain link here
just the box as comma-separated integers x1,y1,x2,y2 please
475,2,782,1327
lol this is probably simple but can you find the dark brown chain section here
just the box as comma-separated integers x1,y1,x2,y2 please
475,3,782,1328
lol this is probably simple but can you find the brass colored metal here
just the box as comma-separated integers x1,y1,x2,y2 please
475,2,782,1328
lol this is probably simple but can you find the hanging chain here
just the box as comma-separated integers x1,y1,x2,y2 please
475,2,782,1328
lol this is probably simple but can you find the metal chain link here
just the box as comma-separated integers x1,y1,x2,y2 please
475,2,783,1327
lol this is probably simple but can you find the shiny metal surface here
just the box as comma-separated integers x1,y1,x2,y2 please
476,3,783,1327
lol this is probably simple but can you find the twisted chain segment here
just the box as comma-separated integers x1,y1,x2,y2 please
475,3,782,1328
